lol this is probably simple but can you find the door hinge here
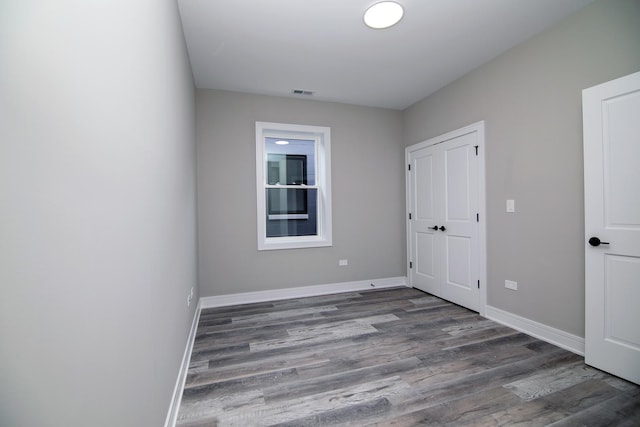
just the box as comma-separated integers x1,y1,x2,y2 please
474,145,479,155
477,280,480,289
408,164,411,171
410,261,413,269
477,213,479,222
409,213,412,220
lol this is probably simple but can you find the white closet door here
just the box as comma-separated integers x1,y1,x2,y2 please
441,132,480,312
407,123,484,313
408,144,441,296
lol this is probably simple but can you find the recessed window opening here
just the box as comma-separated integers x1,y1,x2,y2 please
256,122,332,251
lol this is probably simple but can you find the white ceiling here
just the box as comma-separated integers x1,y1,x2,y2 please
178,0,593,110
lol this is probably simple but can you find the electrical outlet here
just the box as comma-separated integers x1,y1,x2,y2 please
187,287,194,307
339,259,348,266
505,280,518,291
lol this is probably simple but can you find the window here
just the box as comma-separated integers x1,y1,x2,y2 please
256,122,332,250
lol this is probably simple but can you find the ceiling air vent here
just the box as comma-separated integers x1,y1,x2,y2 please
292,89,314,96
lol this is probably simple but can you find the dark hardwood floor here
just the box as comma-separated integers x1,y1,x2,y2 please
177,287,640,426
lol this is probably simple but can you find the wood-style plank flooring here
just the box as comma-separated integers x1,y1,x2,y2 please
177,287,640,426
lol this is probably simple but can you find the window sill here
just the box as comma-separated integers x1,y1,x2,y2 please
258,236,332,251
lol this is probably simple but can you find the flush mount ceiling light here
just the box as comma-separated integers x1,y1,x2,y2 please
364,1,404,29
275,140,289,145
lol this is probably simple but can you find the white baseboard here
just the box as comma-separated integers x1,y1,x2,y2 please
200,276,408,309
164,300,202,427
485,305,585,356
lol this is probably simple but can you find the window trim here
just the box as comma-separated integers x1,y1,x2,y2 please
256,121,332,251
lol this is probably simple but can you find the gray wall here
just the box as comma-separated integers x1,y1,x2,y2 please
403,0,640,337
197,90,404,296
0,1,197,426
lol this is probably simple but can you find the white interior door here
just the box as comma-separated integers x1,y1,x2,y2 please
407,122,485,313
583,71,640,385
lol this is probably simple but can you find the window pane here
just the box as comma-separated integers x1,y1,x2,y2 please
265,138,315,185
266,188,318,237
267,154,307,185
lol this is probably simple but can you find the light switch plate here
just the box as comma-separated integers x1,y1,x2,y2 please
506,199,515,213
505,280,518,290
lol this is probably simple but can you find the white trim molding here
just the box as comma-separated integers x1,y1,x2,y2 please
164,301,202,427
485,305,585,356
200,277,408,309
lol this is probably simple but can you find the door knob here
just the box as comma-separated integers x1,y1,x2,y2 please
588,237,609,246
429,226,438,230
439,226,446,231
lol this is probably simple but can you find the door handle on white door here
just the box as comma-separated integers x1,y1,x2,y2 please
588,237,609,246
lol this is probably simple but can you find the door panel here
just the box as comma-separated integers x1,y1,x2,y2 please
605,255,640,349
443,234,476,309
415,154,435,221
605,91,640,227
415,231,438,295
445,235,471,288
445,143,471,222
583,71,640,385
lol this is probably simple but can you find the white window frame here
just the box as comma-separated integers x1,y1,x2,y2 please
256,121,332,251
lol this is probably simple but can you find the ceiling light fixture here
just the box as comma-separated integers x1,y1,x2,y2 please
364,1,404,29
275,140,289,145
